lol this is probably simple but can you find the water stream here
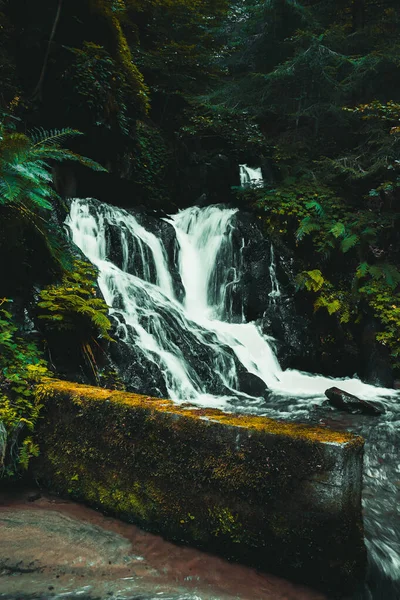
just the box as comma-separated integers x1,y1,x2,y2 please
66,199,400,599
239,164,264,188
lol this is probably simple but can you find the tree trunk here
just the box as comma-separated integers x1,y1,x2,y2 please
32,0,63,100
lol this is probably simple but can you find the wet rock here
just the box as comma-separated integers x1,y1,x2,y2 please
230,211,273,322
325,387,384,416
360,319,394,388
238,372,268,398
133,209,185,302
27,492,42,503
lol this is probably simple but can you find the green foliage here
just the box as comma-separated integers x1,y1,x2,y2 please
0,298,49,478
296,270,352,324
0,124,106,210
130,120,170,201
359,281,400,369
256,172,400,367
38,260,112,341
65,42,137,137
179,103,266,157
130,0,228,99
37,260,113,377
0,120,107,274
296,270,325,293
87,0,150,114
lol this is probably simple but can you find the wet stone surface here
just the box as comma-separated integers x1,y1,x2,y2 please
0,491,326,600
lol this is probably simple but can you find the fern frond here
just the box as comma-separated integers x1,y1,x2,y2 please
330,221,346,238
0,174,24,203
361,227,377,242
296,269,326,292
369,263,400,288
314,295,341,315
53,149,107,172
305,200,324,216
356,262,369,279
30,147,107,171
340,234,359,253
11,162,52,183
296,216,321,240
30,128,83,147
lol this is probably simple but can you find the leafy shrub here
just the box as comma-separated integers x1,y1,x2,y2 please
0,299,49,478
37,260,113,376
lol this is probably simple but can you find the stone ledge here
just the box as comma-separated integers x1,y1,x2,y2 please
33,379,366,594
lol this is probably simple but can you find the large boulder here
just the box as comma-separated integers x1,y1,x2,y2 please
237,371,269,398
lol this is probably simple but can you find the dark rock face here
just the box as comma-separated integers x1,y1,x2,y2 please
174,146,239,209
230,211,272,322
133,210,185,303
325,387,384,416
360,319,394,388
237,372,269,398
108,310,265,400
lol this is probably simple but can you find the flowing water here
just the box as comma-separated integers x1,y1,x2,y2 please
239,165,264,188
66,200,400,599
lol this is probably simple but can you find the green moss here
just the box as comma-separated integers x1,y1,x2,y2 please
88,0,149,113
209,506,244,543
36,379,360,446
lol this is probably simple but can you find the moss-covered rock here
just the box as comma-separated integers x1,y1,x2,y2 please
34,379,366,594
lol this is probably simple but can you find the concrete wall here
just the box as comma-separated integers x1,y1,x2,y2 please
34,380,366,594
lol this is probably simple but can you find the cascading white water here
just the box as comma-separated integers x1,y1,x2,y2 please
268,244,281,304
66,198,395,406
168,205,239,320
239,164,264,188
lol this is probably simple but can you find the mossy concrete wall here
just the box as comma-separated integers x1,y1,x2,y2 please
34,380,366,594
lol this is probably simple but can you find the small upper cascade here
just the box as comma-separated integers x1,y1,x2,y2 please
239,164,264,188
268,244,281,304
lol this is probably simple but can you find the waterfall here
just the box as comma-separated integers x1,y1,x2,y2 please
66,198,395,408
268,244,281,304
239,164,264,188
168,205,245,321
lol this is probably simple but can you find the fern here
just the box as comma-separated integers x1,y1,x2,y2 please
0,300,49,478
0,120,107,269
296,216,321,240
305,199,325,216
37,260,113,381
330,221,346,238
30,127,83,147
38,260,113,341
368,263,400,288
356,262,370,279
314,295,341,315
0,122,106,211
296,269,326,292
340,234,359,253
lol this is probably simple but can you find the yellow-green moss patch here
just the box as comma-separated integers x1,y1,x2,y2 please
36,379,360,446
